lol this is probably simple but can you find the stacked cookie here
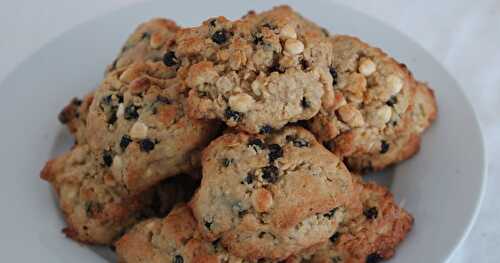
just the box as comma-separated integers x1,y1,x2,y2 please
41,6,436,263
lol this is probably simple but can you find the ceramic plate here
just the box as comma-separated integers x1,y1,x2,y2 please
0,0,486,262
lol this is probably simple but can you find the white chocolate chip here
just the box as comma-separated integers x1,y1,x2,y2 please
387,74,403,95
367,105,392,127
337,104,364,127
284,39,304,55
358,58,376,76
228,93,255,113
116,103,125,118
279,24,297,39
111,156,123,181
130,121,148,139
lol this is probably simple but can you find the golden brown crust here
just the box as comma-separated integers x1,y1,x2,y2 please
86,61,221,194
116,204,246,263
190,126,353,260
307,35,437,173
172,6,334,134
58,93,94,144
288,177,413,263
40,145,198,244
107,18,180,73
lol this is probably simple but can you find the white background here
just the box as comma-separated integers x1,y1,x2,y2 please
0,0,498,262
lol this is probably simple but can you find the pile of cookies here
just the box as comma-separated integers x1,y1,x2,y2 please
40,6,437,263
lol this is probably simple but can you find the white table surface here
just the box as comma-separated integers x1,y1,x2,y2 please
1,0,498,262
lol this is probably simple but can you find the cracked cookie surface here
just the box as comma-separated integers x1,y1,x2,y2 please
107,18,180,73
287,176,413,263
40,145,198,244
190,126,354,260
116,204,249,263
172,6,334,134
86,61,221,194
307,35,437,172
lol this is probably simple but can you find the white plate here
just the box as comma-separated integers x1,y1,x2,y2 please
0,0,486,262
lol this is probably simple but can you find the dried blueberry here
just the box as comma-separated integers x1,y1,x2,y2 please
300,59,310,70
204,219,213,230
386,96,398,106
72,98,82,106
331,256,342,263
163,51,178,67
224,108,241,122
380,140,390,154
173,255,184,263
102,151,113,167
301,97,310,108
262,165,279,183
259,125,273,134
101,94,113,105
323,207,338,219
329,232,340,243
124,105,139,120
243,174,254,184
268,144,283,162
156,95,171,104
248,138,264,150
222,158,233,167
253,33,264,45
366,253,383,263
120,135,132,150
107,106,118,124
141,32,150,39
117,94,124,103
364,207,378,220
211,30,227,44
139,139,155,153
330,67,338,86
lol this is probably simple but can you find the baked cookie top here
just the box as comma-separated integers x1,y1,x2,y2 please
307,35,436,172
116,204,249,263
287,176,414,263
190,126,354,260
86,61,220,194
107,18,180,73
169,6,334,134
343,81,437,172
40,144,197,244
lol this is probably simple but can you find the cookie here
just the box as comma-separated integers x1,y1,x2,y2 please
190,126,354,260
287,176,414,263
343,81,437,171
107,18,180,73
307,35,437,172
116,204,249,263
40,145,198,244
170,6,334,134
86,61,221,194
58,92,94,144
